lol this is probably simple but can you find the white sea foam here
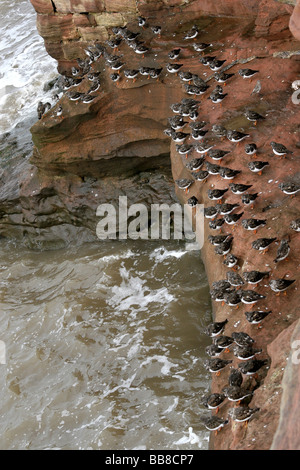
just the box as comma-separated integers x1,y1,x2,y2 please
107,267,175,313
140,355,178,375
150,246,188,263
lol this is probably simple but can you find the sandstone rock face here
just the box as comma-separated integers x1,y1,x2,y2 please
0,0,297,448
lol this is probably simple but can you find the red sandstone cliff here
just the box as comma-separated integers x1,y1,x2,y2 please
1,0,299,449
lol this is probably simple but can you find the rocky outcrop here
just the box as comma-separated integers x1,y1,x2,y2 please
0,0,299,448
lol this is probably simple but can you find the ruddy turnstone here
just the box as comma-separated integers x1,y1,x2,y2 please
122,29,140,41
223,385,253,403
245,110,265,125
109,59,125,72
223,253,238,269
205,161,221,175
183,25,199,40
199,415,229,433
242,270,270,285
219,167,241,180
185,157,205,171
240,289,266,305
168,48,181,60
138,16,146,27
211,279,231,291
229,183,253,195
189,109,199,121
191,129,208,140
193,75,207,87
168,116,188,130
241,193,259,207
192,170,210,182
207,149,231,162
151,25,162,36
87,71,101,81
270,141,293,157
208,234,232,245
80,93,96,104
228,406,260,423
209,218,225,230
166,63,183,74
55,105,63,118
214,237,233,256
175,143,194,158
245,143,257,156
181,97,200,107
66,91,84,101
132,43,149,57
87,80,101,93
244,310,272,326
209,91,228,104
179,71,194,82
232,344,262,360
37,101,51,119
269,278,295,294
216,203,240,215
212,124,227,139
204,319,228,337
205,343,223,358
238,68,259,79
224,212,244,226
228,368,243,387
195,142,214,154
71,66,80,77
149,67,163,80
241,218,267,232
185,83,209,95
139,66,152,78
214,335,234,351
274,238,290,263
226,271,244,288
187,196,198,207
231,331,255,347
169,130,190,143
124,69,139,81
193,42,212,52
209,58,226,71
227,130,250,144
200,393,226,412
248,160,269,175
278,182,300,196
203,358,233,375
210,287,232,303
200,55,216,66
204,206,219,219
251,237,276,253
290,219,300,232
214,71,234,85
224,290,242,308
106,37,122,50
207,188,229,201
175,178,194,192
238,358,268,376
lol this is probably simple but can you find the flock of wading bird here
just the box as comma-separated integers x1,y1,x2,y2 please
37,13,299,438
